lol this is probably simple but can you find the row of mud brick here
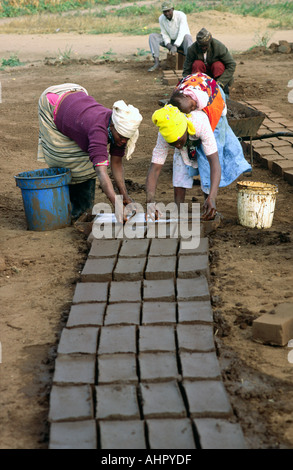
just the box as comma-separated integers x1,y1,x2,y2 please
48,237,247,449
243,101,293,184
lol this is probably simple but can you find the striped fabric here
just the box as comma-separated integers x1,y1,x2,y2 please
37,83,97,184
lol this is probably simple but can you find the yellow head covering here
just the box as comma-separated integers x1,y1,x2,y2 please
152,104,195,143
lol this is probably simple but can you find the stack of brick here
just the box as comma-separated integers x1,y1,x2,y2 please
239,100,293,185
162,69,182,86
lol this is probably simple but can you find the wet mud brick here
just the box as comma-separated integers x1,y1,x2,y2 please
49,420,97,449
183,380,232,418
139,325,176,353
97,353,138,384
148,238,178,256
180,352,221,380
99,421,146,449
254,145,278,156
270,139,293,149
72,282,109,304
277,147,293,157
146,418,195,449
177,254,209,279
145,256,177,280
265,121,288,131
143,278,175,301
66,303,106,328
142,302,176,324
88,239,121,258
256,153,286,171
194,418,247,449
252,140,274,151
119,238,150,258
284,169,293,185
81,258,116,282
53,355,96,385
252,302,293,346
178,300,213,323
177,324,215,352
145,221,178,238
179,237,208,255
98,325,137,354
57,327,99,355
139,381,186,418
139,352,180,382
146,418,196,449
109,280,142,303
272,159,293,177
104,303,141,325
95,384,140,420
176,276,210,301
113,257,146,281
49,385,94,422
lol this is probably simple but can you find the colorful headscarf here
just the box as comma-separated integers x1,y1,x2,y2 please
183,87,209,110
152,104,195,143
175,73,225,131
112,100,143,160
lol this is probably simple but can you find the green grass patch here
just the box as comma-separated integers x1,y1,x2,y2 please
0,1,139,18
96,48,117,60
1,53,23,68
218,0,293,29
135,47,151,56
57,45,73,61
0,1,292,31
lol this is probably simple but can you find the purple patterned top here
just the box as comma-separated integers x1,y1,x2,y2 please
54,91,125,166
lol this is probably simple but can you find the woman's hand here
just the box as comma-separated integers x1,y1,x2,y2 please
146,202,162,222
114,197,128,224
203,151,221,221
123,200,143,224
201,196,217,221
123,198,141,215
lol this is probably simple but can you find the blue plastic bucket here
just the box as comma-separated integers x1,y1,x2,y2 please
14,168,72,231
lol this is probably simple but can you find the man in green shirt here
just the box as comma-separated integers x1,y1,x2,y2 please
182,28,236,96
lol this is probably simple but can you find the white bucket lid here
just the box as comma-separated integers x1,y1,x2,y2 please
237,181,278,194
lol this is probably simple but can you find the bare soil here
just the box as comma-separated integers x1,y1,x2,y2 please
0,11,293,449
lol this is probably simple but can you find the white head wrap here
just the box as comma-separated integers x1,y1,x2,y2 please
111,100,143,160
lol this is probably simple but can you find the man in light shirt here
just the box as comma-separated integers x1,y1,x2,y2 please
148,1,193,72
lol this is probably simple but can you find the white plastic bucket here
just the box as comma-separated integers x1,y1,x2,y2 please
237,181,278,229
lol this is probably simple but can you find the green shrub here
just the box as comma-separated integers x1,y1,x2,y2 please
1,53,23,67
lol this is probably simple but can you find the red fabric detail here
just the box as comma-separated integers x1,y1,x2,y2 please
191,60,226,81
210,61,226,79
191,60,206,74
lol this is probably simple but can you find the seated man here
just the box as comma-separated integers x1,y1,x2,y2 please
182,28,236,96
148,1,193,72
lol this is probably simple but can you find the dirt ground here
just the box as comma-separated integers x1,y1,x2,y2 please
0,11,293,449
